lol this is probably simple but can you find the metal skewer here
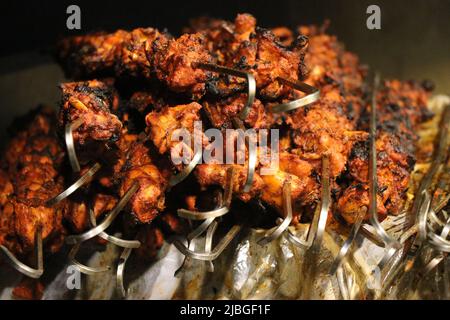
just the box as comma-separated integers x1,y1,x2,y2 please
67,243,110,275
176,166,235,220
329,208,367,275
88,208,141,249
257,182,293,245
173,224,242,261
0,227,43,279
269,77,320,113
46,162,102,206
173,166,242,262
287,155,331,250
169,146,203,187
174,217,216,277
205,220,219,272
65,182,139,244
65,118,84,172
116,246,133,299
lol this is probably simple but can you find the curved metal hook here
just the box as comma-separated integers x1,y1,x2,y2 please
269,77,320,113
205,220,219,272
0,227,43,279
258,182,293,245
46,162,102,206
65,118,84,172
169,146,203,187
287,155,331,250
173,224,242,261
66,182,139,245
329,208,366,275
116,247,133,299
176,166,235,220
67,243,110,275
88,208,141,249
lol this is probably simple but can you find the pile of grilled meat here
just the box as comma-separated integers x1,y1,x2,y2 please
0,13,434,298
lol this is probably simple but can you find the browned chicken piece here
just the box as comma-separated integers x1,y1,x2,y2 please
119,142,169,224
58,30,129,77
2,106,58,173
198,14,308,99
0,109,66,257
59,80,123,147
260,170,306,217
371,79,433,137
145,102,206,168
115,28,162,78
65,193,117,233
195,163,264,202
253,28,308,100
299,23,367,122
287,86,368,179
204,94,277,129
337,80,433,224
58,28,162,79
150,33,214,99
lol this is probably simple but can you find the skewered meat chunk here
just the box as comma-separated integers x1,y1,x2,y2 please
59,80,123,160
119,142,169,224
299,24,367,122
0,109,66,256
204,94,276,129
195,163,264,202
287,86,368,179
65,193,117,233
115,28,161,79
253,28,308,100
3,106,58,173
58,30,129,77
58,28,162,79
197,14,308,99
145,102,206,169
150,33,214,99
337,80,433,224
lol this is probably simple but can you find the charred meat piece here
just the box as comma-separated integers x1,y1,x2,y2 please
145,102,206,169
59,80,123,160
337,80,433,224
0,109,66,256
119,142,169,224
115,28,161,79
204,94,277,129
201,14,308,99
150,33,214,99
65,193,117,233
287,86,368,179
58,28,162,79
58,30,130,77
195,163,264,202
299,24,367,123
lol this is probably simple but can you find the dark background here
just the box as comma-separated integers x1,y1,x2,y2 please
0,0,449,142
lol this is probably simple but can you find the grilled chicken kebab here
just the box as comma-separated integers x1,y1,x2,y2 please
0,13,436,294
